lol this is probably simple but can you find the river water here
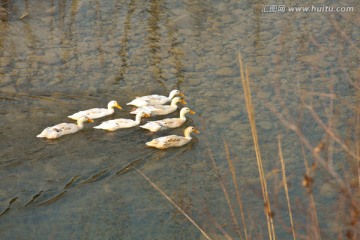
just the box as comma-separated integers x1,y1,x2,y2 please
0,0,359,239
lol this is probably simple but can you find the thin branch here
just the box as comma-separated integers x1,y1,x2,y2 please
307,105,360,162
205,139,243,239
224,139,249,240
301,148,321,240
268,104,360,222
278,135,296,240
239,52,276,240
134,168,213,240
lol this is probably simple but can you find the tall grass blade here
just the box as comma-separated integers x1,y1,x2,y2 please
134,168,213,240
205,140,243,239
223,139,249,240
238,52,276,240
278,135,296,240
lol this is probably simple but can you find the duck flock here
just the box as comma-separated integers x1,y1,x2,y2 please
36,90,199,149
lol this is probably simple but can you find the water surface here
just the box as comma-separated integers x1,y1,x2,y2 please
0,0,359,239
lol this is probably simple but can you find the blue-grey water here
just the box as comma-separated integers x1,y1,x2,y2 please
0,0,359,239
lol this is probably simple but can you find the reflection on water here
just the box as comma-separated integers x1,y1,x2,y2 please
1,0,359,239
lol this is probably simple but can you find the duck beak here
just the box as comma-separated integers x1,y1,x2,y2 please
193,128,200,134
180,99,187,105
116,103,122,110
179,93,185,97
88,118,94,123
144,113,151,118
189,110,195,114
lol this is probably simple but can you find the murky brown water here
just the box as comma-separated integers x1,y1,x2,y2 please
1,0,359,239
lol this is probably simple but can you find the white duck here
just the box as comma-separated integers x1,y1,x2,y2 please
68,100,122,120
140,107,195,132
130,97,186,117
126,89,184,107
146,126,199,149
37,116,93,139
93,112,149,131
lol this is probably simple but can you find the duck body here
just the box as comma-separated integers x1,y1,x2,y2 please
130,97,186,117
127,90,183,107
140,107,195,132
146,126,199,149
68,100,122,120
93,112,148,131
37,116,93,139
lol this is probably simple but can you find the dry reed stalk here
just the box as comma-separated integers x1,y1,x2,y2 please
134,168,213,240
267,103,353,199
354,100,360,240
357,107,360,190
326,78,335,171
223,139,249,240
206,213,234,240
270,102,360,238
301,148,321,240
308,194,321,240
205,139,243,239
213,221,234,240
238,53,276,240
277,135,296,240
